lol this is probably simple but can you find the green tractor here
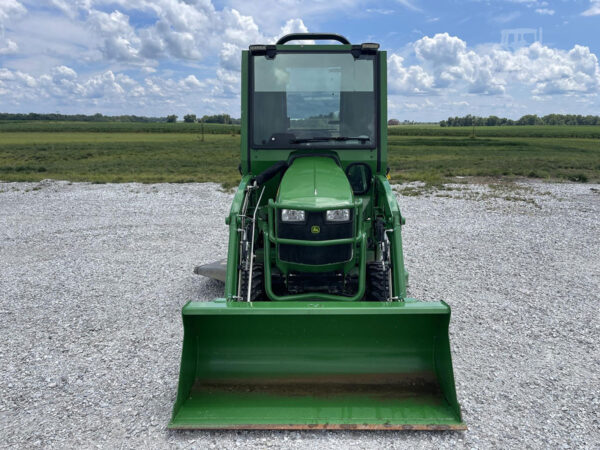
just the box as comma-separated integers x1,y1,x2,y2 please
170,33,465,430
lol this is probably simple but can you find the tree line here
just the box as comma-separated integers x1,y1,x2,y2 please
0,112,165,122
0,112,242,124
4,112,598,127
440,114,600,127
170,114,241,124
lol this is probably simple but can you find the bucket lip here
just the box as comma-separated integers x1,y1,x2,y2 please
182,299,450,315
167,421,467,431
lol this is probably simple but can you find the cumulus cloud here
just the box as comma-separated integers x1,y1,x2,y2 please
59,0,310,83
415,33,466,66
409,33,506,94
389,33,600,97
87,10,143,62
388,54,434,94
0,63,235,114
222,0,358,34
78,1,261,64
213,16,310,96
279,18,309,38
2,0,310,105
180,74,204,89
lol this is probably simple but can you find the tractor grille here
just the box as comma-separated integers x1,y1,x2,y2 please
278,211,353,265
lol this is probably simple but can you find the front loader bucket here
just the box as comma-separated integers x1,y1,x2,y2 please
169,300,465,430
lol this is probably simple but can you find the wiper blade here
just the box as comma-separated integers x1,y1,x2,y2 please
290,136,370,144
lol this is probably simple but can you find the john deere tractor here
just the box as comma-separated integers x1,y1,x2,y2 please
170,33,465,430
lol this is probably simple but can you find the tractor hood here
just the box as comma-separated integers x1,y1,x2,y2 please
276,156,353,209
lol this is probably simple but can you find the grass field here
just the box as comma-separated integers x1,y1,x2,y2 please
1,122,598,186
0,121,240,134
388,124,600,138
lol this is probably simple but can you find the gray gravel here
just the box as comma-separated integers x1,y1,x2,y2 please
1,180,599,449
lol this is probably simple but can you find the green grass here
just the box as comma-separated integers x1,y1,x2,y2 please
388,124,600,138
387,135,599,184
0,121,240,134
0,123,598,186
0,132,240,187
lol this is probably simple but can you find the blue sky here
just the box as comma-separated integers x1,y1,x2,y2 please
1,0,599,120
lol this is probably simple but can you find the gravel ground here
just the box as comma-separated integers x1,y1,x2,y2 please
0,180,599,449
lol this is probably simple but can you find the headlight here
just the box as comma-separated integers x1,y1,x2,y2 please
326,209,350,222
281,209,305,222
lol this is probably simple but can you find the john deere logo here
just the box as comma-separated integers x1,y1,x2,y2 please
311,225,320,234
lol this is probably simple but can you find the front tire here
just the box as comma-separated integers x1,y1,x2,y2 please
239,263,265,301
366,261,390,301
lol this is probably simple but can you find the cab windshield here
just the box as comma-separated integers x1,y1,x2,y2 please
251,52,376,148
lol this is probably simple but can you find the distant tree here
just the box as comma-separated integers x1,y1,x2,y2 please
486,115,500,126
517,114,542,126
200,114,232,124
387,118,400,126
166,114,177,123
183,114,196,123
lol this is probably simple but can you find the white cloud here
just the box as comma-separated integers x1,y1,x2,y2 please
366,9,395,15
582,0,600,16
0,0,26,54
0,0,315,113
535,8,555,15
0,64,235,114
61,0,308,74
394,33,600,97
52,65,77,80
0,0,26,22
279,18,309,37
1,0,310,102
396,0,422,12
0,38,19,55
79,71,126,98
213,16,310,96
222,0,357,34
180,74,204,89
388,54,434,94
415,33,466,66
526,44,600,94
87,10,143,62
412,33,505,94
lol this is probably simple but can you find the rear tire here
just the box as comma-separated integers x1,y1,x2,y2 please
366,261,390,302
239,264,265,301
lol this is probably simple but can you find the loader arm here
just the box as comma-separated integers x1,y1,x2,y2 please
375,174,408,299
224,175,253,300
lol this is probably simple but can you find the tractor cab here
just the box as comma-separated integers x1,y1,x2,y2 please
232,33,394,302
251,42,377,150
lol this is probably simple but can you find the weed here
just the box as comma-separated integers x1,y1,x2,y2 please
567,173,588,182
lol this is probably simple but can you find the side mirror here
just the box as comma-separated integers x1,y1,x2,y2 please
345,163,372,195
